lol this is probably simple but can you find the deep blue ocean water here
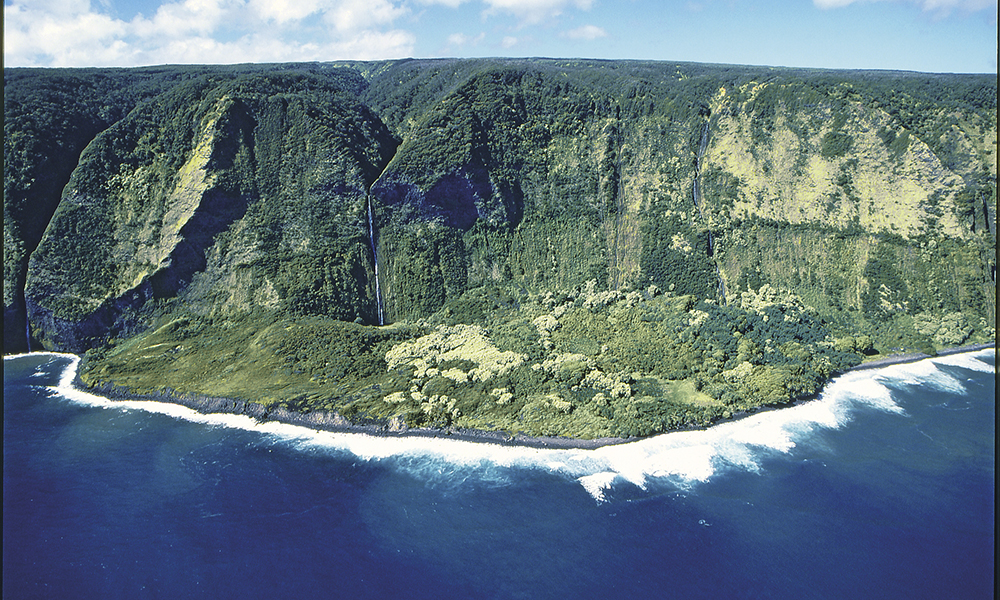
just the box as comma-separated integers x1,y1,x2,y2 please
4,349,995,599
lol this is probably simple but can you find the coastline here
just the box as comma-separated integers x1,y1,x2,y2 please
9,341,994,450
73,368,634,450
844,342,996,372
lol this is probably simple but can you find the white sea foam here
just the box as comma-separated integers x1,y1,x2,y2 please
4,352,41,360
867,349,994,397
24,348,994,503
931,349,995,373
578,472,619,503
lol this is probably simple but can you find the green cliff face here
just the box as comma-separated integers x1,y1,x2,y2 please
3,67,187,352
5,59,996,438
20,71,397,350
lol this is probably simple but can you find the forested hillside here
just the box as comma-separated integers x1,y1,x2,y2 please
5,59,995,438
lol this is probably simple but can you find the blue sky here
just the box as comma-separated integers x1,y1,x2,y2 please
4,0,997,73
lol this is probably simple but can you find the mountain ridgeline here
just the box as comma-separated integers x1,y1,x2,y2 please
5,59,996,439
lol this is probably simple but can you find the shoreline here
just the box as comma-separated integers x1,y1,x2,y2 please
8,342,994,450
73,369,634,450
844,342,996,372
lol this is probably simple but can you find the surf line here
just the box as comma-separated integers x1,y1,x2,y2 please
367,195,384,326
14,348,992,505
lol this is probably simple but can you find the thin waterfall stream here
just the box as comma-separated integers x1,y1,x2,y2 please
367,195,384,326
692,119,728,302
692,120,709,214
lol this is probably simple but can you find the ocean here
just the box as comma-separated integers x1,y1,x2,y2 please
3,349,994,599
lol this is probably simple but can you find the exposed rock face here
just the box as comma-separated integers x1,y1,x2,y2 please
4,59,996,359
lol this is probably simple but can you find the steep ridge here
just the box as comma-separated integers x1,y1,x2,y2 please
3,68,193,352
21,72,398,352
4,59,996,438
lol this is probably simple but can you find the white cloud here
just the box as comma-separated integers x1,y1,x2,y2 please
482,0,594,25
132,0,231,39
248,0,327,24
416,0,470,7
9,0,94,16
4,2,131,65
126,28,415,64
563,24,607,39
2,0,415,67
813,0,997,13
3,0,618,67
448,32,487,46
324,0,408,32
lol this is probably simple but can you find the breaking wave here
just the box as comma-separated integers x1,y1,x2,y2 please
26,348,996,503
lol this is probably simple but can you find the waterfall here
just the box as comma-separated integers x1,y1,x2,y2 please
25,312,32,352
692,119,728,303
367,196,384,326
693,121,709,210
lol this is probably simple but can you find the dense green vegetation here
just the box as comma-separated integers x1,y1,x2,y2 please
81,282,863,439
5,59,996,439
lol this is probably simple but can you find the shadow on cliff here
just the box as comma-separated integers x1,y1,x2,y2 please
372,165,523,231
149,100,256,299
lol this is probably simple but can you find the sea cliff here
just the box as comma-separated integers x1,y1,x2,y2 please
5,59,996,438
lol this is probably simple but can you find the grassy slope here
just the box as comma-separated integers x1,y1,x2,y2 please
82,282,869,439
